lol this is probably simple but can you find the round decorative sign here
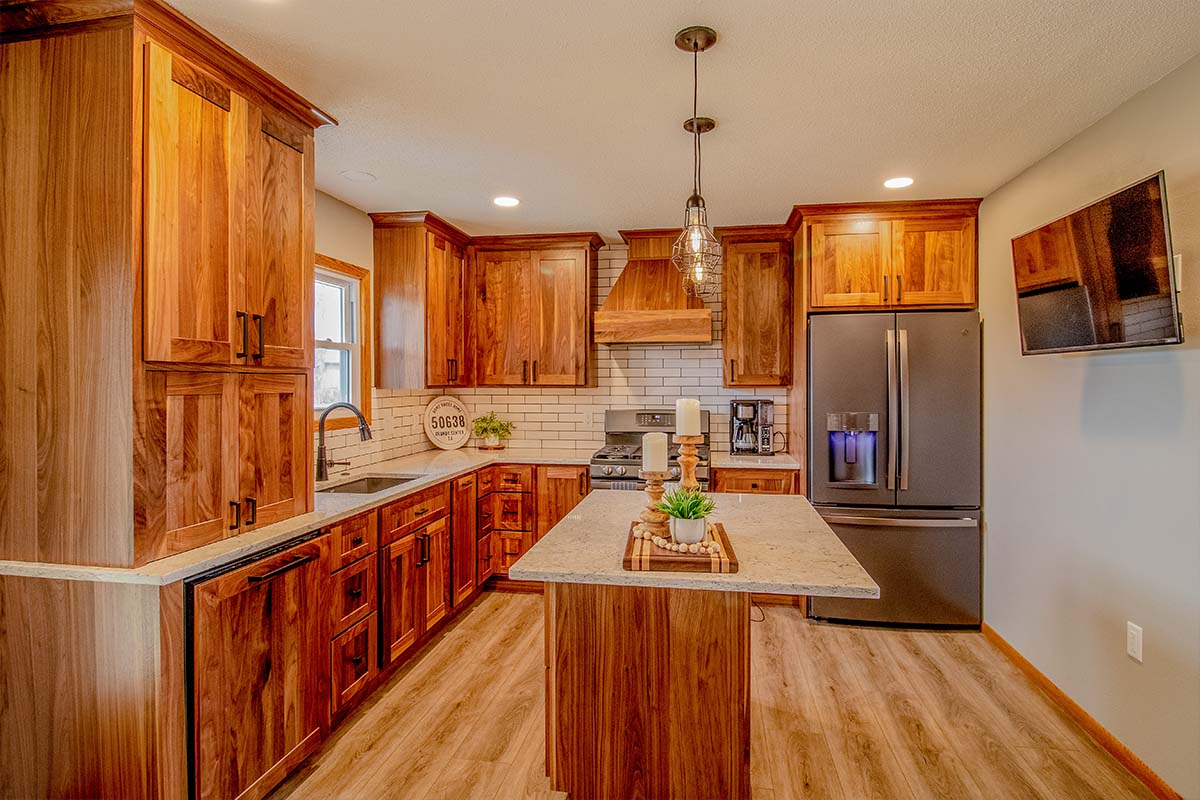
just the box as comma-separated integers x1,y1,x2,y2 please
423,396,470,450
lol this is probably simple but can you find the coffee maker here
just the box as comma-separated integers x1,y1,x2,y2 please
729,399,774,455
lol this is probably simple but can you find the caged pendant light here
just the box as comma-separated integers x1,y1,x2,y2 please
671,26,721,297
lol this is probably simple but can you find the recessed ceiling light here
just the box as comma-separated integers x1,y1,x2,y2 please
493,196,520,207
339,170,376,183
884,176,914,189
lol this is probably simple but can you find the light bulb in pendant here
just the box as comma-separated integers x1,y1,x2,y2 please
689,228,703,253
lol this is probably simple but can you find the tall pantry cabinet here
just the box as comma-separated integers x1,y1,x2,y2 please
0,1,332,568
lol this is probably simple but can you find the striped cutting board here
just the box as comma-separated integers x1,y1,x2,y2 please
622,521,739,573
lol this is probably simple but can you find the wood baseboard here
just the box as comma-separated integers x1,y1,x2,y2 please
751,593,806,610
980,623,1182,800
485,577,544,594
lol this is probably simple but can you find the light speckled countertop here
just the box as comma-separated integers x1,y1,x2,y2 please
509,491,877,598
710,452,802,470
0,447,592,586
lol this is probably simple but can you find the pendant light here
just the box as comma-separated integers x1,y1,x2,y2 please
671,26,720,297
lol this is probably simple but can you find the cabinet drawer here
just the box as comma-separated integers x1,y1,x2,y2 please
496,529,534,575
331,612,377,717
328,509,377,570
478,493,496,535
332,554,376,634
492,464,533,493
492,492,531,531
478,532,497,583
713,468,796,495
381,483,451,544
477,467,496,496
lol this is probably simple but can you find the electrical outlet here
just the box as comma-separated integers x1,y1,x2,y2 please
1126,621,1143,663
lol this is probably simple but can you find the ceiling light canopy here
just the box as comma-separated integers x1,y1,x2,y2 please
884,176,914,189
339,170,376,183
493,196,520,207
670,26,721,298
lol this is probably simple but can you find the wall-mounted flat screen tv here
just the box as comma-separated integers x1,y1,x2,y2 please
1010,172,1182,355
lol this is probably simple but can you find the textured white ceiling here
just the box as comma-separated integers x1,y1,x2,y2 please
171,0,1200,240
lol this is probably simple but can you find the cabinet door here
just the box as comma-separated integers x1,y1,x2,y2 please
530,249,588,385
1012,217,1081,294
193,535,330,800
809,220,891,308
476,250,531,385
330,613,377,718
245,105,312,369
496,529,533,575
536,465,588,539
238,373,309,529
478,532,496,584
421,516,450,629
892,217,976,306
451,474,478,607
426,234,468,386
382,534,419,665
493,492,531,531
724,241,792,386
143,42,245,365
135,371,239,564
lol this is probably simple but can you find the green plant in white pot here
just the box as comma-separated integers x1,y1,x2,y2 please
472,411,515,449
657,487,716,545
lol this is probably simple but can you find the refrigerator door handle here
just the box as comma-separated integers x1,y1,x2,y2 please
899,327,911,491
886,329,897,490
822,515,978,528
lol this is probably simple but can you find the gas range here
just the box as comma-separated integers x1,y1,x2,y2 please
590,409,710,490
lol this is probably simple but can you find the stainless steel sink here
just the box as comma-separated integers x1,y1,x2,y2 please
318,476,418,494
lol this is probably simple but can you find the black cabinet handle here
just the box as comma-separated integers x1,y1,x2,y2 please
578,472,585,496
522,360,528,383
348,655,364,666
897,274,904,302
229,500,241,530
236,311,249,359
252,314,264,360
414,507,429,517
730,358,736,379
532,360,538,383
347,587,363,599
247,554,316,584
481,511,493,518
350,535,364,547
245,497,257,525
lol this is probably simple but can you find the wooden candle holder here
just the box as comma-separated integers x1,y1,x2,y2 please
674,434,704,491
634,470,672,539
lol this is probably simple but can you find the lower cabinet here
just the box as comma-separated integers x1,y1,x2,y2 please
478,531,498,583
331,613,378,717
536,464,589,538
381,513,452,667
497,529,535,574
191,534,331,800
711,468,797,495
451,473,478,606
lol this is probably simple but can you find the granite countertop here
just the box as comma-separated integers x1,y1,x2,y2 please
0,446,593,586
509,491,878,598
710,452,803,470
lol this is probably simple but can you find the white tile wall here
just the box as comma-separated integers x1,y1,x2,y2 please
318,245,791,464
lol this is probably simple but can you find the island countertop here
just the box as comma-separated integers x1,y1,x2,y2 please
509,490,879,598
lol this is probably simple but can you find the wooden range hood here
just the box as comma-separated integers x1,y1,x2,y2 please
593,229,713,344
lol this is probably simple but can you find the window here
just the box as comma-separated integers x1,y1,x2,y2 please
313,254,372,429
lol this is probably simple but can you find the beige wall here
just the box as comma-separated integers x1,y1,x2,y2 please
315,190,374,269
979,55,1200,797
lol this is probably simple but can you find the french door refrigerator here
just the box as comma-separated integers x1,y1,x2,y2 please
808,311,981,626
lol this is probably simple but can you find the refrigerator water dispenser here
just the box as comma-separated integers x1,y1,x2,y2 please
827,412,878,485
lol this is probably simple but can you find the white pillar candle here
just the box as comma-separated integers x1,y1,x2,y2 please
642,432,668,472
675,398,701,436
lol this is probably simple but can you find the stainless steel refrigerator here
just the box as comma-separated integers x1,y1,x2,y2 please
808,311,981,626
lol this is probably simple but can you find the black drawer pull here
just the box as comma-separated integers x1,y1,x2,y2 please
414,508,429,517
252,313,264,360
247,554,316,584
229,500,241,531
348,655,364,666
347,587,362,599
244,497,258,526
350,535,364,547
236,311,249,359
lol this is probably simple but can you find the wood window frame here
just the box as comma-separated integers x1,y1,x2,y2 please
314,253,372,431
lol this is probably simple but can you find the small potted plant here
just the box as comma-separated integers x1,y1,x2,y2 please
471,411,515,449
657,487,716,545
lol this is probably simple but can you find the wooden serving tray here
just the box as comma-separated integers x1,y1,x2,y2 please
622,521,739,574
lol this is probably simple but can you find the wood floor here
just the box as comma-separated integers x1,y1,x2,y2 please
270,591,1154,800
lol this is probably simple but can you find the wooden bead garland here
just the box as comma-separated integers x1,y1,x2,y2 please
632,522,722,556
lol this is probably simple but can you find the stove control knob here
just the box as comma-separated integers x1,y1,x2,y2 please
615,465,627,476
670,466,681,478
602,465,614,476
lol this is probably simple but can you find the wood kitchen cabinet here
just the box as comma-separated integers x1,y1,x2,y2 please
380,484,452,667
135,371,310,563
192,533,331,800
451,473,479,607
798,200,980,311
475,464,536,578
471,234,601,387
536,465,590,539
382,533,420,665
712,468,797,495
717,228,793,386
1012,217,1082,293
371,212,472,389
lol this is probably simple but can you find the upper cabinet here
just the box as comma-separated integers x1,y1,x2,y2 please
143,42,245,365
474,248,532,385
371,212,472,390
717,227,794,387
796,200,980,311
0,8,331,568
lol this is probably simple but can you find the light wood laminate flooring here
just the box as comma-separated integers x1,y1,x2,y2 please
271,591,1153,800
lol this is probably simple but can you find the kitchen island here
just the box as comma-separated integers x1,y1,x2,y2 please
509,490,878,800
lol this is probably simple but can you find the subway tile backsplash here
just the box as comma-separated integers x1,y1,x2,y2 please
316,245,790,469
